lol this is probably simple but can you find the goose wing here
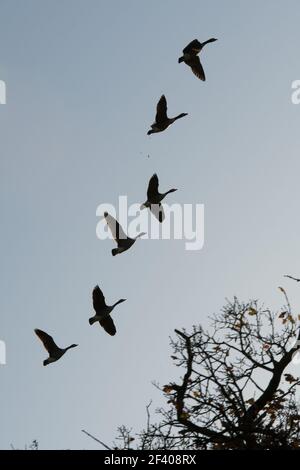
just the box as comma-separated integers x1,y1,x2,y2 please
34,329,59,355
155,95,168,124
104,212,129,244
100,316,116,336
183,39,201,55
147,173,159,200
186,56,206,81
150,203,165,223
93,285,106,313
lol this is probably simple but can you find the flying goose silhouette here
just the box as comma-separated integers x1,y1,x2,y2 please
141,174,177,222
178,38,217,81
147,95,188,135
89,285,126,336
34,329,78,366
104,212,146,256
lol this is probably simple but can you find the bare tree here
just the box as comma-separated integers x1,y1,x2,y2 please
108,292,300,450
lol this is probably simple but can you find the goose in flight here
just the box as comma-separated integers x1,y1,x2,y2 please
89,285,126,336
141,174,177,222
34,329,78,366
147,95,188,135
178,38,217,81
104,212,146,256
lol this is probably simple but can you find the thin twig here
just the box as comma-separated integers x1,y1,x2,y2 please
81,429,112,450
284,275,300,283
146,400,152,431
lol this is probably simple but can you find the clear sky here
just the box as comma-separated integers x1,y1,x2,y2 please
1,0,300,449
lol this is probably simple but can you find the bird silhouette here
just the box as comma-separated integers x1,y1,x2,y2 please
104,212,146,256
89,285,126,336
147,95,188,135
141,174,177,222
178,38,217,81
34,329,78,366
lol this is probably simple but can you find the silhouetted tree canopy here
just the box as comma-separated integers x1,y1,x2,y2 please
108,292,300,450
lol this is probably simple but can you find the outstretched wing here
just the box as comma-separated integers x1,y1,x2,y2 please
34,329,58,355
150,203,165,223
104,212,129,243
147,174,159,200
100,316,117,336
155,95,168,124
183,39,201,55
93,285,106,313
186,56,206,81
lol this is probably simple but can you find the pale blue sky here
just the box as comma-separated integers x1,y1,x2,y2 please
1,0,300,449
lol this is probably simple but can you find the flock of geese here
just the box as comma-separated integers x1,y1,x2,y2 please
34,37,218,366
